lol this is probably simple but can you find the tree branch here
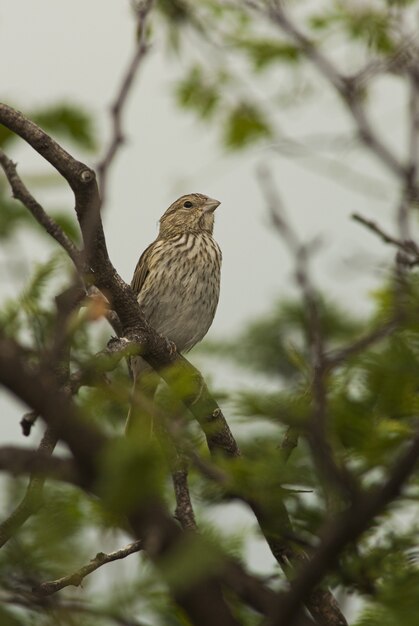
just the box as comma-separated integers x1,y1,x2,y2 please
97,0,153,202
257,163,357,501
0,149,84,271
325,315,401,370
352,212,419,263
248,0,406,179
34,540,144,596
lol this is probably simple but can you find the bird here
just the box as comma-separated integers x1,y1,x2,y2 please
126,192,222,435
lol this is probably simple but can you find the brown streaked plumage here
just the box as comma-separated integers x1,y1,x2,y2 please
130,192,222,391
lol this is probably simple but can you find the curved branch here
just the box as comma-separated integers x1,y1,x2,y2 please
34,540,144,596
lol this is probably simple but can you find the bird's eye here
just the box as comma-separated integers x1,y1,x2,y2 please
183,201,193,208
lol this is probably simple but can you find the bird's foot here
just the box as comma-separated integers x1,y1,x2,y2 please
164,337,177,356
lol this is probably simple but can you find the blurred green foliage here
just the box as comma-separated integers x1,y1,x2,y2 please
204,295,363,380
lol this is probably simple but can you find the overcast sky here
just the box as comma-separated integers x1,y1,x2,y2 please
0,1,404,446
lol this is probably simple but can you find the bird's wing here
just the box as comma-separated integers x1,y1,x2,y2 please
130,241,156,295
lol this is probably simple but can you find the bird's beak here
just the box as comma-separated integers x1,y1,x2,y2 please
203,197,221,213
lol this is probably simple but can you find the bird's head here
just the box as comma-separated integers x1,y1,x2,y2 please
159,193,221,238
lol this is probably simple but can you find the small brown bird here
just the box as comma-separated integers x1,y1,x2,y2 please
127,193,222,432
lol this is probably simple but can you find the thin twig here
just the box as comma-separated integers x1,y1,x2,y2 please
97,0,154,202
0,149,84,272
34,540,144,596
257,164,358,505
352,211,419,266
248,0,406,179
325,315,400,371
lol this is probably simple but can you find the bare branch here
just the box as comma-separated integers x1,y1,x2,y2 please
0,149,84,271
325,316,400,370
246,0,344,91
34,540,144,596
341,85,406,179
352,211,419,266
97,0,153,202
257,163,357,501
248,0,406,179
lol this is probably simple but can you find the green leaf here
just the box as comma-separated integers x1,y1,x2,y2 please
176,66,220,119
203,295,362,379
344,8,395,54
32,103,97,151
309,7,395,54
235,37,301,69
0,102,96,150
50,211,81,242
157,0,191,23
223,102,271,149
